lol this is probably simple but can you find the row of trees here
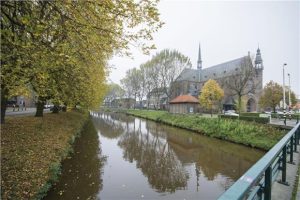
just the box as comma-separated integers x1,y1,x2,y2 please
120,49,192,107
1,1,162,123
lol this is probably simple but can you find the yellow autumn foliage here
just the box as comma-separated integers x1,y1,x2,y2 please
199,79,224,111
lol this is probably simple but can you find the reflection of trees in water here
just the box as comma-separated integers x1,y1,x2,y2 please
45,120,106,200
92,112,134,139
118,120,188,193
145,119,263,189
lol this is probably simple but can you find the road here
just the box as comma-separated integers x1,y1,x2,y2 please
6,107,51,116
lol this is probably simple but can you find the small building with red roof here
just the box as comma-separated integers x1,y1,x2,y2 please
169,95,199,114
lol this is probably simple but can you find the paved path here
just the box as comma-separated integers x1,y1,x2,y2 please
270,118,298,129
272,149,300,200
6,107,51,116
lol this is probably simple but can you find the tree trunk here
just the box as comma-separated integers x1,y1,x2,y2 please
211,108,213,117
1,96,7,124
1,88,8,124
273,106,276,113
62,104,67,112
238,95,242,114
35,97,45,117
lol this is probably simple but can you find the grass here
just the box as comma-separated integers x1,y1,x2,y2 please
125,109,287,151
1,111,88,200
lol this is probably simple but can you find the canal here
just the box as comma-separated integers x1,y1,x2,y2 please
45,112,264,200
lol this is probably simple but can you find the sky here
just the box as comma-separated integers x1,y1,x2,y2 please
109,0,300,97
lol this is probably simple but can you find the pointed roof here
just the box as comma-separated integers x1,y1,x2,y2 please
197,43,202,69
255,47,263,64
170,95,199,104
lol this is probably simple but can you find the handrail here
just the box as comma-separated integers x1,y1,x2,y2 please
218,122,300,200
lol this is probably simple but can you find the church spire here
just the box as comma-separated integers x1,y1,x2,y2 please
255,46,263,69
197,43,202,70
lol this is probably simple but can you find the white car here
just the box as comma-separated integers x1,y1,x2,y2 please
224,110,239,116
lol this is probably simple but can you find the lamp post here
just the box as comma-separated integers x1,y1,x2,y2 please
282,63,287,112
288,73,291,110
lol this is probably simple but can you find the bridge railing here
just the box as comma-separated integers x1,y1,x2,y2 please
218,122,300,200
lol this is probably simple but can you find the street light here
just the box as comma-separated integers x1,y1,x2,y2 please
288,73,291,110
283,63,287,112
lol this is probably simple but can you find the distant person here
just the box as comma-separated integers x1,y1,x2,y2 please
23,101,26,111
13,103,16,112
19,101,23,111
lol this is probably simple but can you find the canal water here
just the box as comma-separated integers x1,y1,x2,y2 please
45,112,264,200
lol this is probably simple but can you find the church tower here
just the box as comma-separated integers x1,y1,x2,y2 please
197,44,202,70
254,47,264,106
254,47,263,69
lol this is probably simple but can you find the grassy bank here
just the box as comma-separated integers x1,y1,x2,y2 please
1,111,88,200
125,109,286,151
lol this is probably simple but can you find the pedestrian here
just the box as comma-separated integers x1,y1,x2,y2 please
19,101,23,111
23,101,26,111
13,103,16,112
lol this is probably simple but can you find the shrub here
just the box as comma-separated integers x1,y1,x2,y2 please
219,115,269,124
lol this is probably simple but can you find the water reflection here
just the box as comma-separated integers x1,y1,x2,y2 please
46,112,264,200
118,120,189,192
44,120,106,200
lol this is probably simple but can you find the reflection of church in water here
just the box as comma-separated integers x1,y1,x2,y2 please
171,45,264,112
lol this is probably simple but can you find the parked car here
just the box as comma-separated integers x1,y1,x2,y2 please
224,110,239,116
6,100,17,107
44,104,54,109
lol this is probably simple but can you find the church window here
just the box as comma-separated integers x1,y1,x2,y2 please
224,70,226,73
193,76,195,79
213,73,216,76
204,75,207,78
235,68,238,71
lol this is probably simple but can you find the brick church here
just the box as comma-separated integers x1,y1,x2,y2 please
170,45,264,112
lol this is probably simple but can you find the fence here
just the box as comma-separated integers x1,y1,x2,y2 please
218,122,300,200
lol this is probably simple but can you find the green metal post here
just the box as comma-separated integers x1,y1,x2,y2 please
297,128,300,145
294,132,298,152
278,145,289,185
264,166,272,200
289,137,295,164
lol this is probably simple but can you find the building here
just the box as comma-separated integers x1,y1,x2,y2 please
110,98,136,109
147,87,168,109
170,45,263,112
169,95,199,114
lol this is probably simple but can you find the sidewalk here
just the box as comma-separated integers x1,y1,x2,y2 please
6,107,51,116
272,149,300,200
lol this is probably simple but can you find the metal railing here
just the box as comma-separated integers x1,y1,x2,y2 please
218,122,300,200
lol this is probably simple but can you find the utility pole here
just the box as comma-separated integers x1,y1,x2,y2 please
282,63,287,112
288,73,291,110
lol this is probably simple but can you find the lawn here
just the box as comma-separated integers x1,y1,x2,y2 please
126,109,286,151
1,111,88,200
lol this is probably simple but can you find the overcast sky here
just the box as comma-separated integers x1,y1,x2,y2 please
109,0,300,97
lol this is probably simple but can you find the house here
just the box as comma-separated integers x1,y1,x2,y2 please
147,87,168,109
169,95,199,114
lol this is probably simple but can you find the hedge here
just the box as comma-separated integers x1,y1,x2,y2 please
219,115,270,124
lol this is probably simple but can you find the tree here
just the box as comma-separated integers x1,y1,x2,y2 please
152,49,192,100
259,81,297,112
1,1,162,123
223,57,258,113
105,83,125,106
140,62,155,108
199,79,224,117
259,81,283,112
